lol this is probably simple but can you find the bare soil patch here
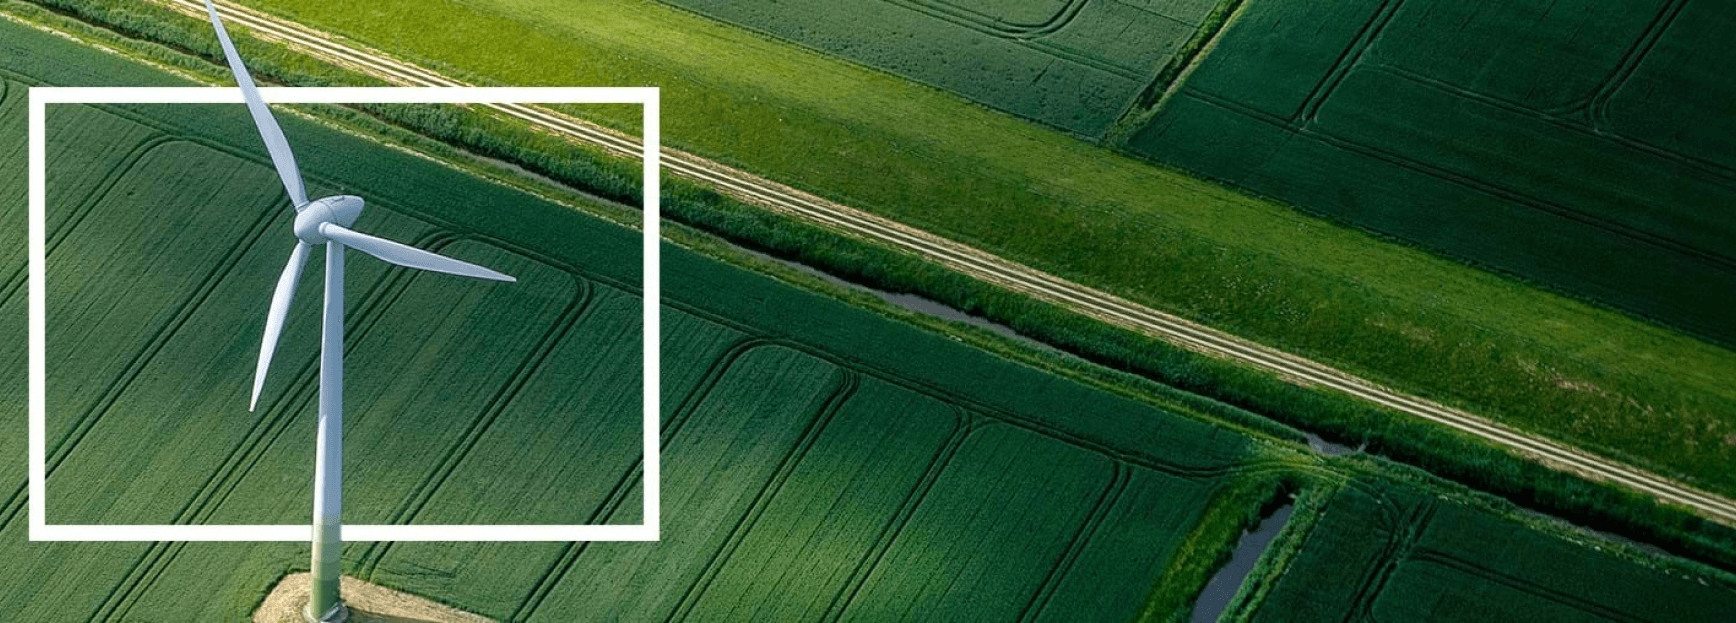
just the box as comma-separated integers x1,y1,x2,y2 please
254,573,494,623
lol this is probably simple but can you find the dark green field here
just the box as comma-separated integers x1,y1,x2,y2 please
655,0,1227,137
1246,483,1736,621
1128,0,1736,345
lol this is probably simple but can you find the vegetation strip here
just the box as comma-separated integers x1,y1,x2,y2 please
140,0,1736,527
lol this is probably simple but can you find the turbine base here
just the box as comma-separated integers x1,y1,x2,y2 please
302,600,350,623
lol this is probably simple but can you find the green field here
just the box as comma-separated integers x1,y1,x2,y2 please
3,10,1736,623
1128,0,1736,346
2,18,1260,621
653,0,1226,137
5,10,1736,623
1243,484,1736,621
84,0,1736,503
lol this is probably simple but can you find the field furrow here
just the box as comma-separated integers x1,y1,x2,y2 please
364,288,644,615
1245,485,1419,622
0,78,27,304
0,102,169,529
836,423,1114,621
674,377,963,622
1031,468,1220,621
1372,503,1736,621
521,345,845,621
105,237,572,622
40,208,428,525
1130,0,1736,348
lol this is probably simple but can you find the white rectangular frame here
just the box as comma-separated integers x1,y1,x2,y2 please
28,86,660,542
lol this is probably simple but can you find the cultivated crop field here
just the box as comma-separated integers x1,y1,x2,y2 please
1128,0,1736,346
1,20,1256,621
650,0,1227,137
1,13,1733,623
1244,484,1736,621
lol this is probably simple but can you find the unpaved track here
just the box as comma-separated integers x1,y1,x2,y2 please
149,0,1736,527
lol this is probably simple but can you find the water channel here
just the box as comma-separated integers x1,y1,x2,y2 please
1191,502,1296,622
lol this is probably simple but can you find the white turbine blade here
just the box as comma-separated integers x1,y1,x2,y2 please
252,242,311,411
319,224,516,282
204,0,309,207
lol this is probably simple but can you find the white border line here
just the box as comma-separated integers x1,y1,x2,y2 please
29,86,660,542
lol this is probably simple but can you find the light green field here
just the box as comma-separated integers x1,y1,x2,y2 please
136,0,1736,497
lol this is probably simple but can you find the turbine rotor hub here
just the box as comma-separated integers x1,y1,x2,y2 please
293,195,364,244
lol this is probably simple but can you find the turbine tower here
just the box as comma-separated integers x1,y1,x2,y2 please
201,2,516,621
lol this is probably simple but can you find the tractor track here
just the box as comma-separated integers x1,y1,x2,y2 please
146,0,1736,527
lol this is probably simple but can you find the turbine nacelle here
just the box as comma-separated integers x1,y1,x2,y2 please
293,195,364,244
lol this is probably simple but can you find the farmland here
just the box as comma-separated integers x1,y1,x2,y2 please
1240,483,1736,621
7,6,1736,622
652,0,1229,137
2,18,1272,621
76,0,1736,509
3,11,1736,623
1127,0,1736,347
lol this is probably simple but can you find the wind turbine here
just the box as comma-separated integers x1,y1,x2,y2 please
201,2,516,621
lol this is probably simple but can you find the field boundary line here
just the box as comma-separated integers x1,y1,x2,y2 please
868,0,1142,80
1105,0,1251,146
821,415,983,622
1347,500,1434,622
1404,550,1647,623
140,0,1736,528
1018,461,1130,622
1582,0,1689,133
665,371,860,623
1362,62,1736,188
1192,85,1736,273
666,296,1251,478
503,336,795,622
883,0,1089,39
356,246,595,576
1294,0,1404,124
